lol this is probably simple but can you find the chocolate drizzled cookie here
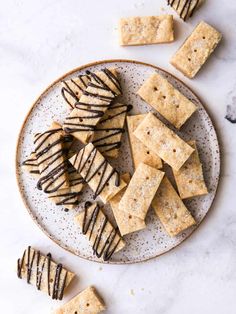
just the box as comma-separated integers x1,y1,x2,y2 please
75,202,125,261
17,246,75,299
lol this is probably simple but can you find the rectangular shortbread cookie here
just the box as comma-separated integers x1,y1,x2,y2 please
75,202,125,261
22,147,84,209
17,246,75,300
63,68,121,143
92,103,130,158
119,163,164,219
34,122,69,193
152,176,196,236
126,114,162,169
48,166,84,209
53,286,105,314
171,21,222,78
61,74,91,109
119,15,174,46
110,173,146,236
173,140,208,199
133,113,194,171
167,0,204,21
137,73,197,129
69,143,126,203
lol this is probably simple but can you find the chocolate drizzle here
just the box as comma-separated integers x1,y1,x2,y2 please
22,135,84,208
64,68,121,136
73,144,120,199
167,0,200,21
34,127,69,193
17,247,69,300
93,104,132,154
22,153,39,175
82,203,122,261
61,75,91,109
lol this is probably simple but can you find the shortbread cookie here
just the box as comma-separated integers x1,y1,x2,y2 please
34,122,69,193
119,163,164,219
53,286,105,314
127,114,162,169
171,21,222,78
167,0,204,21
134,113,194,171
137,73,197,129
152,176,196,236
92,103,132,158
17,246,75,300
48,166,84,209
61,74,91,109
119,15,174,46
75,202,125,261
110,173,146,236
63,68,122,143
22,152,39,176
22,147,84,209
173,140,208,199
70,143,126,203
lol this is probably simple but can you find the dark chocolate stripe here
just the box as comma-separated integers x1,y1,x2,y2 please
167,0,199,20
72,145,119,199
82,203,122,261
64,68,121,135
92,104,132,154
61,75,91,108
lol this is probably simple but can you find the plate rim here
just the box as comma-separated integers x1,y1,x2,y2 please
15,58,221,264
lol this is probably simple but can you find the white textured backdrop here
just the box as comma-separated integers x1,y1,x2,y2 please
1,0,236,313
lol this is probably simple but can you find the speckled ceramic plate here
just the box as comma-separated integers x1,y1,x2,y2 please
16,59,220,264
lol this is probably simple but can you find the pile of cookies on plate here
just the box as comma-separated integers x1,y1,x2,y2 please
22,64,209,263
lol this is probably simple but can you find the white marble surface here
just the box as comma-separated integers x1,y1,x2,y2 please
0,0,236,313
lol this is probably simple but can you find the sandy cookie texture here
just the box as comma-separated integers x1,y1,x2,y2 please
134,113,194,171
173,140,208,199
152,177,196,237
171,21,222,78
137,73,197,128
119,15,174,46
17,246,75,300
53,286,105,314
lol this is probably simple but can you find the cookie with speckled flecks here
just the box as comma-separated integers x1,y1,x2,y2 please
17,246,75,300
119,15,174,46
152,176,196,237
119,163,164,219
134,113,194,171
110,173,146,236
171,21,222,78
127,114,162,169
137,72,197,129
172,140,208,199
53,286,105,314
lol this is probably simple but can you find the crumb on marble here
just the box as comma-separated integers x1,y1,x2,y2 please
129,289,135,296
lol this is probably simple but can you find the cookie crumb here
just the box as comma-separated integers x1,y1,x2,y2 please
129,289,135,296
